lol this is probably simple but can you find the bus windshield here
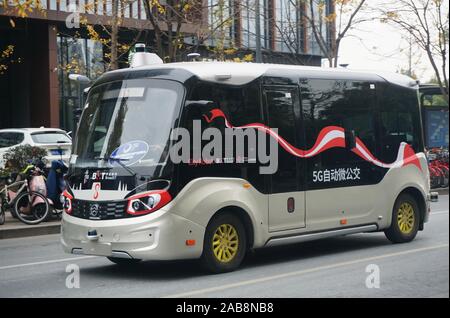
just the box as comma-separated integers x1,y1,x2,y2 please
71,78,184,178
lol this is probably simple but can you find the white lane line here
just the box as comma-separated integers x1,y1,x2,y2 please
432,210,449,215
162,243,449,298
0,256,97,270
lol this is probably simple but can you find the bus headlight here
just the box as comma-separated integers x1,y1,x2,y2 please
126,190,172,216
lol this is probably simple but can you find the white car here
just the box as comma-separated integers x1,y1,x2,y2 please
0,128,72,168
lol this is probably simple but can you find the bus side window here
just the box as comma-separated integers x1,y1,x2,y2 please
378,84,422,163
265,87,301,193
300,79,378,167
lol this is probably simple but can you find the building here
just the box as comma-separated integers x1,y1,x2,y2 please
0,0,334,132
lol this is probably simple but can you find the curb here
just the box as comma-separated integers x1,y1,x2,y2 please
0,223,60,240
434,188,449,195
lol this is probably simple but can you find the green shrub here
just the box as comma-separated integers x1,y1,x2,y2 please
0,145,47,176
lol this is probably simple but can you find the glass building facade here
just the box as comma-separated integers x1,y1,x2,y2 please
207,0,332,56
57,36,105,132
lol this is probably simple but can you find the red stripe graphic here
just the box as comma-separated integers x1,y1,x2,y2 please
203,108,422,171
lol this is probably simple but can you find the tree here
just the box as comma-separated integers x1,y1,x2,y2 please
304,0,368,67
0,0,45,74
142,0,206,62
78,0,144,71
262,0,368,67
0,45,15,75
0,0,45,17
377,0,449,104
141,0,249,62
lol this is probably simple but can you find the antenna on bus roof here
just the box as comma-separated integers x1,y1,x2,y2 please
130,43,163,68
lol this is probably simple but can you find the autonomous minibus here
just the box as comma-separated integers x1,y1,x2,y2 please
61,50,434,273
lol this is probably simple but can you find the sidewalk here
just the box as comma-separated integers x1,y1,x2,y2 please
0,212,61,239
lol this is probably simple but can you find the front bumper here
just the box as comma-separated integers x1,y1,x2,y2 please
61,209,205,261
423,192,439,224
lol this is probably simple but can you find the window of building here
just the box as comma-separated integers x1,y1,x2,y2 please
207,0,236,48
49,0,57,10
274,0,299,53
131,0,139,19
57,36,105,132
241,0,268,49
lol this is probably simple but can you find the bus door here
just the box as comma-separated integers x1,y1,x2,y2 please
299,79,380,229
264,86,306,232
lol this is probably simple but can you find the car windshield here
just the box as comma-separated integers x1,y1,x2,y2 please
31,132,71,144
71,78,184,178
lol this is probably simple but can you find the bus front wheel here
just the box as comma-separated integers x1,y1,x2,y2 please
201,213,247,273
385,193,420,243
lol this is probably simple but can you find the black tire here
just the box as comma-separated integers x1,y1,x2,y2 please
13,191,50,225
0,206,5,225
107,257,142,266
385,193,420,243
441,169,449,188
201,213,247,273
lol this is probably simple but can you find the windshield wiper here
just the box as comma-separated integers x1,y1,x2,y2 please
95,156,140,179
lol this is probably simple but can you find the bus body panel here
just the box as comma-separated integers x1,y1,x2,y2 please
61,207,206,260
167,178,268,248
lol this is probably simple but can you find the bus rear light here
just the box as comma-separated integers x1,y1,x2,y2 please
126,190,172,216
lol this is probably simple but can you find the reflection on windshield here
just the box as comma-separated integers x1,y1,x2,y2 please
73,79,183,175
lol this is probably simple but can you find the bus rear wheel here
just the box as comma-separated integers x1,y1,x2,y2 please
201,213,247,273
385,193,420,243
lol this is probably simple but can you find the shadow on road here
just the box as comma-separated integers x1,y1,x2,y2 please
79,232,395,281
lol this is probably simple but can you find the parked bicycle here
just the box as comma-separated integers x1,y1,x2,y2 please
427,147,449,189
0,163,50,225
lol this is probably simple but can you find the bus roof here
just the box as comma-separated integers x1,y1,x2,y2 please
104,61,418,88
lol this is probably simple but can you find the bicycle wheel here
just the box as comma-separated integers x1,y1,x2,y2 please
0,203,5,225
13,191,50,225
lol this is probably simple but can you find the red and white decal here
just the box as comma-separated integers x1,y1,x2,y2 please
203,108,422,171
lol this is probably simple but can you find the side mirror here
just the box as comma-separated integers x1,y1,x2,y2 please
345,129,356,150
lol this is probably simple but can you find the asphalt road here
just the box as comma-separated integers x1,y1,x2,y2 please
0,195,448,298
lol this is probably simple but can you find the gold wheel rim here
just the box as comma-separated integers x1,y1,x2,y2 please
397,202,415,234
212,224,239,263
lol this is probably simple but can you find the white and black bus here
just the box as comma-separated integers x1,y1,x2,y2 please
62,54,433,273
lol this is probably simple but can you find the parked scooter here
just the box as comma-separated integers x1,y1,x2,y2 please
7,160,51,224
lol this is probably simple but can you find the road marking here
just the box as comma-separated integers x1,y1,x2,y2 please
0,256,97,270
432,210,449,215
162,243,449,298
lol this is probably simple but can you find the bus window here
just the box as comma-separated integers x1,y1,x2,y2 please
177,80,265,193
300,79,380,188
265,87,301,193
378,84,423,163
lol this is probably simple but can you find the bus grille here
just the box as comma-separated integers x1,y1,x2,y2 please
71,199,128,220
